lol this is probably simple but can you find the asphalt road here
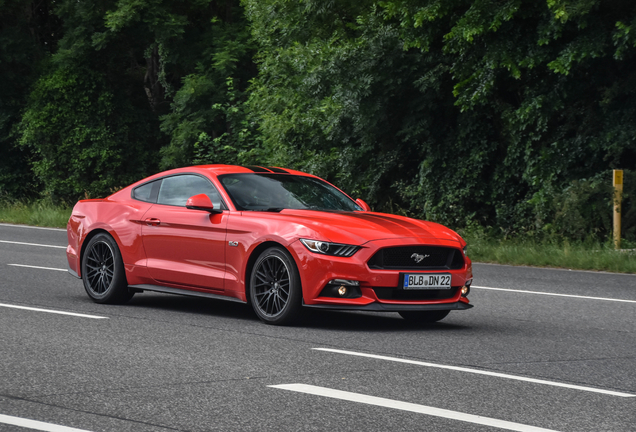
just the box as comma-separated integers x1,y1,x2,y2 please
0,222,635,432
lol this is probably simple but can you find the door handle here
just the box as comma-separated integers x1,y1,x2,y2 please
144,218,161,226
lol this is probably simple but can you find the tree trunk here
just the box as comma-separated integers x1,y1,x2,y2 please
144,43,164,111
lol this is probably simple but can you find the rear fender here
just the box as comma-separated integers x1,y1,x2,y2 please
69,200,153,279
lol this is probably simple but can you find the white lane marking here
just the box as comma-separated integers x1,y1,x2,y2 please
0,414,94,432
0,303,108,319
8,264,67,272
472,285,636,304
0,240,66,249
313,348,635,398
270,384,559,432
0,223,66,232
474,261,636,277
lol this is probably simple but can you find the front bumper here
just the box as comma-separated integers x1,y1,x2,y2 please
289,237,474,309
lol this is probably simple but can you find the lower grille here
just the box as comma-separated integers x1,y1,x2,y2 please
368,246,464,270
373,287,459,301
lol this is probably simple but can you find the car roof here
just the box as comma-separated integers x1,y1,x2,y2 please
109,164,344,203
140,165,311,178
195,165,312,176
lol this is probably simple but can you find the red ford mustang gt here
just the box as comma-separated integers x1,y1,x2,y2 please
67,165,473,325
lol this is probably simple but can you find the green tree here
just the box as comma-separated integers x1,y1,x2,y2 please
18,0,164,200
245,0,636,240
245,0,439,207
0,0,61,198
17,0,257,200
382,0,636,234
88,0,259,168
158,2,259,168
19,63,160,200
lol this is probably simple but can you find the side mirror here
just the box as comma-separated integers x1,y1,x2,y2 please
186,194,221,213
355,198,371,212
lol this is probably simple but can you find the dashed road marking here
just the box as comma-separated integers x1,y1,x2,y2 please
0,303,108,319
0,240,66,249
313,348,635,398
270,384,560,432
0,223,66,232
0,413,94,431
472,285,636,304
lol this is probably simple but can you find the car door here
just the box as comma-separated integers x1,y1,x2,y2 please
141,174,228,291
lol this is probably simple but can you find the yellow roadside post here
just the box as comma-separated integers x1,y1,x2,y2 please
613,169,623,250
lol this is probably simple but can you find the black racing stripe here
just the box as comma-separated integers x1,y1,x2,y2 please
267,166,289,173
243,165,272,173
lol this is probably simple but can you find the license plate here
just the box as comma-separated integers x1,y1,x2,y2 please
402,273,452,290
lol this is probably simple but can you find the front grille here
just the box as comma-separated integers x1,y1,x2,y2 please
367,246,464,270
373,287,459,301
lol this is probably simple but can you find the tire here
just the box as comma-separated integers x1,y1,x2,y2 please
399,310,450,324
81,233,133,304
249,246,302,325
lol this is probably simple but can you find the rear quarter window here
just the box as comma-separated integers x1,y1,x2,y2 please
132,180,160,203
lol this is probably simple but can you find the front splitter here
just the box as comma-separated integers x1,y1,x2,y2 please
302,300,473,312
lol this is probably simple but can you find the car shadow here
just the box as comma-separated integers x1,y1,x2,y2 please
298,308,470,332
124,293,470,331
126,294,259,321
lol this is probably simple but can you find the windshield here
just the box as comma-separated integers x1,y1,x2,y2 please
219,174,361,212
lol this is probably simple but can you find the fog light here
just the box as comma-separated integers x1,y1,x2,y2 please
461,285,470,296
319,280,362,299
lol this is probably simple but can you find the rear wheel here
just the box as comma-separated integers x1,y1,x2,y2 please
81,233,133,304
249,247,301,325
399,310,450,323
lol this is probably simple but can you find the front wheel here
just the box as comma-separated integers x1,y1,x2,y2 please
81,233,133,304
249,247,302,325
399,310,450,324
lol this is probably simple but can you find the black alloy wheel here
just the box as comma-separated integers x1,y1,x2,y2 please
399,309,450,324
250,247,301,325
81,233,133,304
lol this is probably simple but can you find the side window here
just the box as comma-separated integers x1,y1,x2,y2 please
157,175,224,208
132,180,160,203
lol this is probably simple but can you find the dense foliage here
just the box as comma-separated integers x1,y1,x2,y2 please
244,0,636,240
0,0,60,197
1,0,635,242
9,0,255,199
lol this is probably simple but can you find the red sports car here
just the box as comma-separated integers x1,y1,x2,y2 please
66,165,473,325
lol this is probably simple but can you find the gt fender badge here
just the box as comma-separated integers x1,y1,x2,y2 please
228,241,239,247
411,253,430,263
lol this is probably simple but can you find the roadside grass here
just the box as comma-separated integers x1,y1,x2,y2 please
465,234,636,274
0,199,72,229
0,200,634,273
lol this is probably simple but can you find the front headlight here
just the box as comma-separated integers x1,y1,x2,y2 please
300,239,360,257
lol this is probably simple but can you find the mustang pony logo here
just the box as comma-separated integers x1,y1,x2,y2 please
411,253,430,263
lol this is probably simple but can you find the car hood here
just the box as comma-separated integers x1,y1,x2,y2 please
274,209,463,246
